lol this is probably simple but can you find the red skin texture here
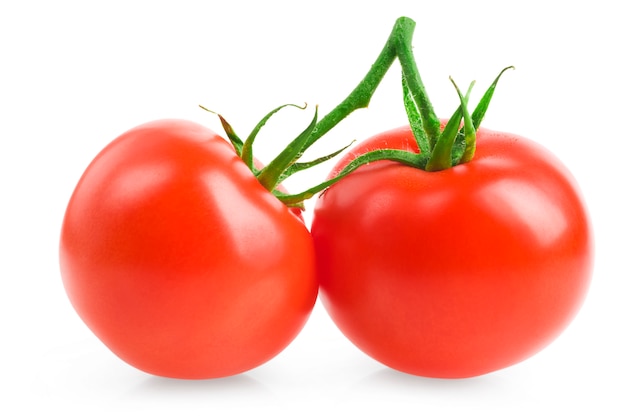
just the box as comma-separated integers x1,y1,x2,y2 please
312,125,593,378
60,119,317,379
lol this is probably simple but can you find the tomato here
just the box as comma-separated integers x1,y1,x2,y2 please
59,119,317,379
311,124,593,378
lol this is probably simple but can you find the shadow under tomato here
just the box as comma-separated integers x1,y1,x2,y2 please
351,365,526,400
126,372,275,402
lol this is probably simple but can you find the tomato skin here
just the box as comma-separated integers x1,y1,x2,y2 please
60,119,317,379
312,125,593,378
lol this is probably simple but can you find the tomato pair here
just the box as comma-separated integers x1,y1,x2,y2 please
60,119,593,379
59,16,593,379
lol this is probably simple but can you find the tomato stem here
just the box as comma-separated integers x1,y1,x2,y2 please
302,22,400,147
206,17,512,207
303,17,439,152
257,106,319,191
426,79,475,171
242,103,307,173
402,74,429,154
454,78,477,164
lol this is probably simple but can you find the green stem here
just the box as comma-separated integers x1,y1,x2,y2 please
255,16,438,205
275,148,429,206
301,17,437,154
257,106,319,191
452,78,476,164
241,103,306,172
394,28,440,149
209,17,511,207
425,101,464,171
304,35,395,146
402,73,429,153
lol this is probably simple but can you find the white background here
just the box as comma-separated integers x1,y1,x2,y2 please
1,1,624,417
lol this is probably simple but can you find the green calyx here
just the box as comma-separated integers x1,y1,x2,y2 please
204,16,513,208
200,103,352,209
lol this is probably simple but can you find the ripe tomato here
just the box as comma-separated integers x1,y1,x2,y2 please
311,124,593,378
60,119,317,379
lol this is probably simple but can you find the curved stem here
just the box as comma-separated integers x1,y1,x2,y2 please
452,78,476,164
257,107,319,191
304,32,396,146
275,148,429,206
241,103,306,171
301,17,436,155
210,17,511,207
393,20,440,149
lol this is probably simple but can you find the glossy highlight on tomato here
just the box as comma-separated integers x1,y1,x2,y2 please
60,119,317,379
311,125,593,378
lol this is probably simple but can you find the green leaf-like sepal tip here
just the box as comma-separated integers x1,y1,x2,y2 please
202,104,359,208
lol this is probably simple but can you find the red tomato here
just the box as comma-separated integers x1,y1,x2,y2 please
60,119,317,379
312,125,593,378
